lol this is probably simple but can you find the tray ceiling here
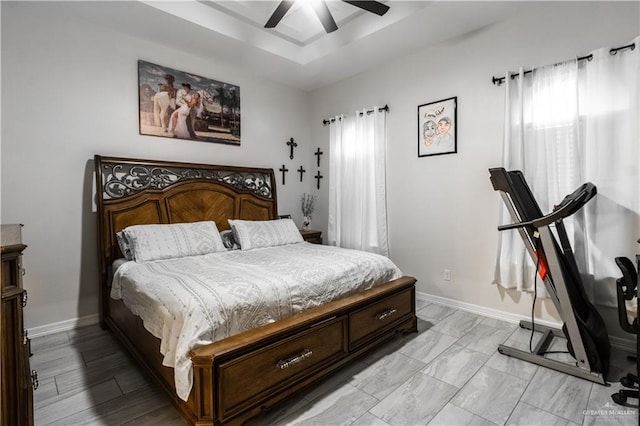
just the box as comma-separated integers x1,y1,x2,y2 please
68,1,534,90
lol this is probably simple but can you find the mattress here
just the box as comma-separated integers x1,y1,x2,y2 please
111,242,402,400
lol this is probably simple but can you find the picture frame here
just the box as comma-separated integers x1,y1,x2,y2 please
417,96,457,157
138,60,241,145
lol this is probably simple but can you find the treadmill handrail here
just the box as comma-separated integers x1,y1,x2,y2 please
498,218,538,232
497,182,596,232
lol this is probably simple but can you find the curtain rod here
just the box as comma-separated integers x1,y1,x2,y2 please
491,42,636,86
322,104,389,126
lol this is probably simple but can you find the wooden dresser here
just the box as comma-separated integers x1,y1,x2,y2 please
1,224,35,426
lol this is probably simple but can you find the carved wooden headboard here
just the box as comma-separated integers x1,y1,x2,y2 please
94,155,278,320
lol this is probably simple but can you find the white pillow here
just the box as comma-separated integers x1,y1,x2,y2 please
228,219,303,250
121,221,226,263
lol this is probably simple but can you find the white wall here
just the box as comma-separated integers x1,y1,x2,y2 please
309,1,639,335
1,2,314,330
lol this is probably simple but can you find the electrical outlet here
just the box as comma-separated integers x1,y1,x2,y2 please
444,269,451,281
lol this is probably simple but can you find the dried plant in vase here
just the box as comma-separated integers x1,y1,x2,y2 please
300,193,316,231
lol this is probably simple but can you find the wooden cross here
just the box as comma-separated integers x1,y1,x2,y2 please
279,164,289,185
297,166,306,182
286,137,298,160
315,170,323,190
314,147,323,167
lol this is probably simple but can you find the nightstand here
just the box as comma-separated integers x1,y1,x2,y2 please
300,229,322,244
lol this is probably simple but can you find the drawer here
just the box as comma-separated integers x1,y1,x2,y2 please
349,288,414,349
217,316,348,420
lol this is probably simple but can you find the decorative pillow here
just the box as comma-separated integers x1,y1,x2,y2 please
220,229,240,250
228,219,303,250
116,230,134,261
121,221,226,263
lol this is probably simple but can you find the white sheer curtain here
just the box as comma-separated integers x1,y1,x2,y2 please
495,36,640,306
495,61,580,295
581,38,640,305
328,108,389,256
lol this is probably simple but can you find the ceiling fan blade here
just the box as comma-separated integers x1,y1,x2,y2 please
265,0,295,28
342,0,390,16
311,0,338,33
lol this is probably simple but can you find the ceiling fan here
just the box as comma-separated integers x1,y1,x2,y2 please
265,0,390,34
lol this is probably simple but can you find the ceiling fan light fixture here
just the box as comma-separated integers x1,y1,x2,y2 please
264,0,390,33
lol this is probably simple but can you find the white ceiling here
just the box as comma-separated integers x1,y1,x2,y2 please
71,1,531,91
146,0,434,64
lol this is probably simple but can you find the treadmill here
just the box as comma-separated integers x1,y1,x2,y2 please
489,167,610,384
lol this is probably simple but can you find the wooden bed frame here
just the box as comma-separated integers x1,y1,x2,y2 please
94,155,417,425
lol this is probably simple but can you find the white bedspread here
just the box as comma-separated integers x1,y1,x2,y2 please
111,242,402,401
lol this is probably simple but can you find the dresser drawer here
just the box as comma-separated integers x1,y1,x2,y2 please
349,288,414,349
217,316,348,420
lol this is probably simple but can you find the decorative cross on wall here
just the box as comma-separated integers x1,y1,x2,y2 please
315,170,323,190
315,147,323,167
279,164,289,185
298,166,306,182
286,137,298,160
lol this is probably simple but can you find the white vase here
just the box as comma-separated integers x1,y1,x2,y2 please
302,216,310,231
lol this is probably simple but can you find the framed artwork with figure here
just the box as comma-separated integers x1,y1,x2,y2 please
137,60,241,145
418,96,457,157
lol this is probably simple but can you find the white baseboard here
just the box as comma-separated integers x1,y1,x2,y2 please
27,314,100,338
416,290,563,329
416,291,636,352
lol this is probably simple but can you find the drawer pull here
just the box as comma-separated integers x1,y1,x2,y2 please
23,330,29,345
376,308,397,321
31,370,39,390
22,291,28,307
277,349,313,370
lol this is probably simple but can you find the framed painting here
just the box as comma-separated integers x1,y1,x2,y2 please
138,60,241,145
418,96,457,157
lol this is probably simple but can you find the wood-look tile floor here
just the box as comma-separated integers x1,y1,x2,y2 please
32,301,639,425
